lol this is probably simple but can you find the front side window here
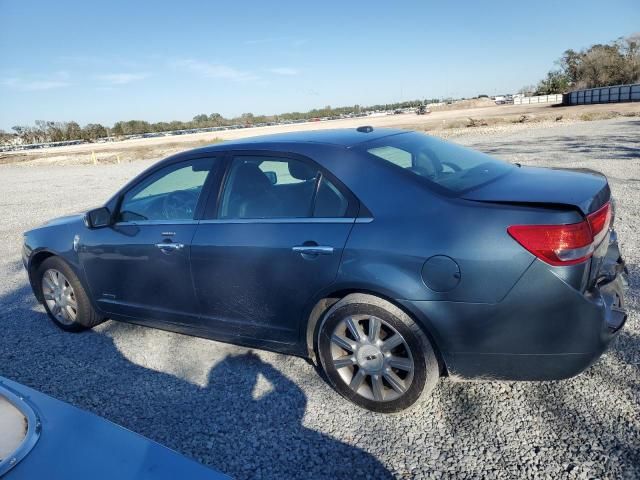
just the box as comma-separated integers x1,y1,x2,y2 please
118,158,214,222
219,156,348,219
360,132,514,194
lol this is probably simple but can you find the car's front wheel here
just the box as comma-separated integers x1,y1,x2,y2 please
317,294,439,413
37,256,105,332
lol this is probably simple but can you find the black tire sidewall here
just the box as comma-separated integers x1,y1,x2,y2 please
37,257,92,332
318,301,428,413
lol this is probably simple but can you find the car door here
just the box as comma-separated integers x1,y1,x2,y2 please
190,152,358,345
80,157,218,326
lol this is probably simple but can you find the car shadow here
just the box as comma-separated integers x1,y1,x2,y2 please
0,281,393,479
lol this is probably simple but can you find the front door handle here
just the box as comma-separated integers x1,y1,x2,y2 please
155,242,184,251
292,245,334,255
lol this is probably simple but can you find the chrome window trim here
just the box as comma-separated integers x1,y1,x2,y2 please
0,380,41,477
112,217,373,226
199,217,357,225
113,220,199,227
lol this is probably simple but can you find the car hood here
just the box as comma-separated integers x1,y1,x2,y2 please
462,166,610,215
40,213,85,228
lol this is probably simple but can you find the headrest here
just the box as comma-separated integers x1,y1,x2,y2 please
288,160,316,181
233,163,272,191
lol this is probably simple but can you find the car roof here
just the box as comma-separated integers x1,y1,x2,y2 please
189,127,409,154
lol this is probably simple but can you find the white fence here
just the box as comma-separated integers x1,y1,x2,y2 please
514,94,563,105
564,83,640,105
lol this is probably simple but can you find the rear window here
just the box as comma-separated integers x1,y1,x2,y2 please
360,132,514,194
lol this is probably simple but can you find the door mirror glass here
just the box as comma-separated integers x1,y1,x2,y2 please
85,207,112,229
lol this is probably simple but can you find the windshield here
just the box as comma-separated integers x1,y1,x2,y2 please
360,132,514,194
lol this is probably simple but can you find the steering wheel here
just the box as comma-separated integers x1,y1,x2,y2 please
440,161,462,173
408,166,437,179
162,190,195,220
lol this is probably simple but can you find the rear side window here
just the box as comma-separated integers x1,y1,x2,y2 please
219,156,348,219
360,132,514,194
314,177,348,217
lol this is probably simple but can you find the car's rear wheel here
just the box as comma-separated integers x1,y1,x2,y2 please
317,294,439,413
37,256,104,332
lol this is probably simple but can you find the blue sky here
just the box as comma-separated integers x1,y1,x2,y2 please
1,0,638,130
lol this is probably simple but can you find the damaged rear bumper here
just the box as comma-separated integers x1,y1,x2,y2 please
590,229,628,333
402,230,628,381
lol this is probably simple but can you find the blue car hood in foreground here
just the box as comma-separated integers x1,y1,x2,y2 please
0,377,228,480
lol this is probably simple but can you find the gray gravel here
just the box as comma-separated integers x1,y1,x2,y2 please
0,117,638,479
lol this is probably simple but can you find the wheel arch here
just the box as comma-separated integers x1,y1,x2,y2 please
28,250,88,305
304,288,448,376
28,250,57,302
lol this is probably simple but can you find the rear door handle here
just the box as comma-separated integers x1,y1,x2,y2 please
155,242,184,251
292,245,334,255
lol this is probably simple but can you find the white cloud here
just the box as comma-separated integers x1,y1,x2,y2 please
173,59,258,82
1,72,71,91
57,55,142,69
268,67,300,76
95,72,149,85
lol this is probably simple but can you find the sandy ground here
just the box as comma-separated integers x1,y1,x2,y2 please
2,101,639,166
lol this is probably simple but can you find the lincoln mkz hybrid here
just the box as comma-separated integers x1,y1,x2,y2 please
23,127,628,412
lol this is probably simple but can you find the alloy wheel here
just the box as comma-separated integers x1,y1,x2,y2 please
329,314,415,402
41,269,78,326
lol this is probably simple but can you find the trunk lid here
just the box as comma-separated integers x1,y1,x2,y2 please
462,166,610,215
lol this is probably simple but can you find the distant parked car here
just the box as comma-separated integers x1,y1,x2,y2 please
0,377,227,479
22,128,627,412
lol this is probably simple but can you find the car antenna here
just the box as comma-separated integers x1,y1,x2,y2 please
356,126,374,133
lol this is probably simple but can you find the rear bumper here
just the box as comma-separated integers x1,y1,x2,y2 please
402,233,628,381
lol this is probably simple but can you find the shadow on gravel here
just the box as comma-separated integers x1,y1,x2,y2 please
0,284,392,480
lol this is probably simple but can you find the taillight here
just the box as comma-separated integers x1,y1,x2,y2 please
587,202,612,246
508,202,611,266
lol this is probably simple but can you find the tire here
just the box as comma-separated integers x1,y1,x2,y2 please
316,293,439,413
37,256,105,332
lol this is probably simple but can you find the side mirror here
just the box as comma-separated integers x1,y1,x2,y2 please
264,171,277,185
84,207,112,229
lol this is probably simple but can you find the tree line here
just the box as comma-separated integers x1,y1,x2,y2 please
1,121,108,145
1,98,440,145
522,34,640,96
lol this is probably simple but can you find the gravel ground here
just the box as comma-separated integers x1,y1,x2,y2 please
0,117,638,479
